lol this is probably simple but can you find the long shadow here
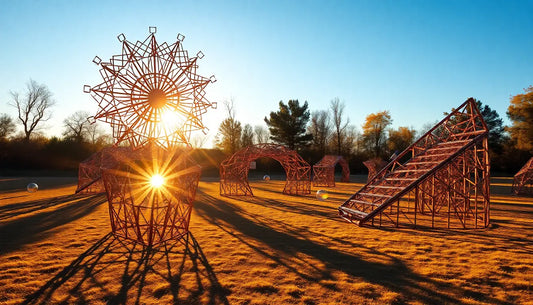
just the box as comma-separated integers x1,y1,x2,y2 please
0,194,82,221
22,233,230,305
0,194,106,255
195,190,513,305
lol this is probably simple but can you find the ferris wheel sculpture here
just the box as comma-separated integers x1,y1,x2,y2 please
84,26,216,149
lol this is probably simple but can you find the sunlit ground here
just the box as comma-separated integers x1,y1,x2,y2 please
0,176,531,304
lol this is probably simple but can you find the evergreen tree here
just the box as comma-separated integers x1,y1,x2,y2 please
264,99,312,150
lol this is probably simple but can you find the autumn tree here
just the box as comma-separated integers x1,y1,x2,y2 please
507,86,533,151
254,125,269,144
241,124,254,147
264,99,312,150
215,99,242,154
388,126,416,154
0,114,16,140
330,98,349,155
9,79,55,141
362,110,392,157
308,110,331,155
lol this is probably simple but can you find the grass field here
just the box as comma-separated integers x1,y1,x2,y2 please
0,175,532,304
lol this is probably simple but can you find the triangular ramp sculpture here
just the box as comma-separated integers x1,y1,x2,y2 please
339,98,490,229
512,157,533,196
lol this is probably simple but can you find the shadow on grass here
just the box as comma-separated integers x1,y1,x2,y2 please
195,190,514,305
0,194,106,255
22,233,230,305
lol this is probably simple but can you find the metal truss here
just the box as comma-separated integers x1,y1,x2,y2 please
512,157,533,196
363,158,387,182
312,155,350,187
101,146,201,246
339,98,490,229
220,143,311,196
76,146,135,194
84,27,216,149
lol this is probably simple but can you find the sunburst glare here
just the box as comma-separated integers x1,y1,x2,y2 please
150,173,165,188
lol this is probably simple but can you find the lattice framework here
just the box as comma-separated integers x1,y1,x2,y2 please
312,155,350,187
363,158,387,182
84,27,216,149
220,143,311,196
339,98,490,229
512,157,533,195
82,27,214,246
102,147,201,246
76,146,134,194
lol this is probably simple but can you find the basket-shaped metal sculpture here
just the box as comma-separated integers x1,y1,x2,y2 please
101,148,201,246
83,27,215,246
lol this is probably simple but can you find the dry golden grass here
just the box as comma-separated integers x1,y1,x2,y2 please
0,175,532,304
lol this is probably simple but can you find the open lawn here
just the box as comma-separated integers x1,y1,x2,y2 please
0,176,532,304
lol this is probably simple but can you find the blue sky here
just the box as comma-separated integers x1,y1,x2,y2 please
0,0,532,147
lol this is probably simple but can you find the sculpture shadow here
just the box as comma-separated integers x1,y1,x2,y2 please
0,194,106,255
195,190,513,305
22,232,229,305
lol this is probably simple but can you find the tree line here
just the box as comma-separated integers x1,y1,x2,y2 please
1,79,532,175
214,88,533,175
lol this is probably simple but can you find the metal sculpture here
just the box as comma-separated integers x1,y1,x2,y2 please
84,26,216,149
312,155,350,187
76,146,134,194
363,158,387,182
339,98,490,229
83,27,214,246
102,146,201,246
220,143,311,196
512,157,533,196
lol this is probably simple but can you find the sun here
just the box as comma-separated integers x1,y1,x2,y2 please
150,174,165,188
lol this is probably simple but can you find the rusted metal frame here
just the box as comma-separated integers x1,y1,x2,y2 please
358,133,486,226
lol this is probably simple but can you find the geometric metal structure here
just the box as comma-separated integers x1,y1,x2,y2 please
76,146,134,194
512,157,533,196
84,27,216,149
363,158,387,182
101,146,201,246
339,98,490,229
220,143,311,196
312,155,350,187
83,27,215,246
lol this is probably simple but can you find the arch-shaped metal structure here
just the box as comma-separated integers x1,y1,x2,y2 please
312,155,350,187
363,158,387,182
512,157,533,196
220,143,311,196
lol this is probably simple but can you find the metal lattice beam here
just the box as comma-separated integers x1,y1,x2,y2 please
512,157,533,196
339,98,490,229
220,143,311,196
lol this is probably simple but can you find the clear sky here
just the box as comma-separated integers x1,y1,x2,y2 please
0,0,532,147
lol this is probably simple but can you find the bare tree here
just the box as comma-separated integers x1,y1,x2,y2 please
241,124,254,147
0,113,16,140
254,125,269,144
308,110,331,155
9,79,55,141
63,111,91,142
330,97,349,155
